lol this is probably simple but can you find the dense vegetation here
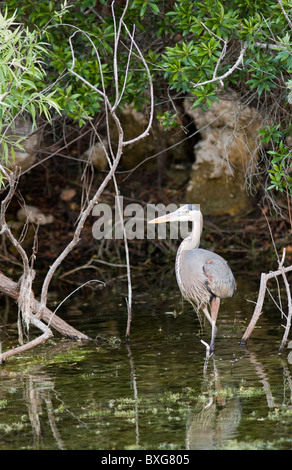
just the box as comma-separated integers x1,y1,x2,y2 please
1,0,292,198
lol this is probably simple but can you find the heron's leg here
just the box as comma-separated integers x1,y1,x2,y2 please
201,305,212,325
201,305,215,353
209,297,220,352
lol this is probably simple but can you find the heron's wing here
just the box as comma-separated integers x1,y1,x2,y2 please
202,256,236,299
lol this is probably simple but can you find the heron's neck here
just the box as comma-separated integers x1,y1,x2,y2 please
181,221,201,251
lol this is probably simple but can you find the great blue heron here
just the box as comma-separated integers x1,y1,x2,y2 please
148,204,236,353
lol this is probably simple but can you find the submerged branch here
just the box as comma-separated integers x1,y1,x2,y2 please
0,315,53,364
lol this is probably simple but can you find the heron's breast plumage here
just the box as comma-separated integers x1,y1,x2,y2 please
175,247,236,308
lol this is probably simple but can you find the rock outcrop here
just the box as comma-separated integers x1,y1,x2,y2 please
184,92,262,216
6,118,38,172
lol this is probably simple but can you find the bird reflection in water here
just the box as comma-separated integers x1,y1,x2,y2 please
186,355,242,450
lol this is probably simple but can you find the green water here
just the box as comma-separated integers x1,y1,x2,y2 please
0,270,292,450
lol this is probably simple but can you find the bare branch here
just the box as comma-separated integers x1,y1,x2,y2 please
241,261,292,351
0,315,53,364
122,21,154,146
0,271,91,341
0,166,36,337
279,262,292,351
277,0,292,30
191,42,248,90
112,0,130,109
200,21,228,84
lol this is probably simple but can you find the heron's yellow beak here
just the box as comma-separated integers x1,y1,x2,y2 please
148,213,175,224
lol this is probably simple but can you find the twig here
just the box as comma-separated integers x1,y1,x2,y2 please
260,206,280,264
111,0,130,110
48,279,106,327
121,20,154,146
58,258,127,280
112,178,132,338
277,0,292,30
200,21,227,84
286,190,292,233
191,42,247,90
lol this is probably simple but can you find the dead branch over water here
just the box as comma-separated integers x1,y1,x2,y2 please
0,270,91,363
241,249,292,352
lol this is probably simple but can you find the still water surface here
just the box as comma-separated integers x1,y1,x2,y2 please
0,270,292,450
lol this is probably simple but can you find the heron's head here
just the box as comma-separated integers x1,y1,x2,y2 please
148,204,201,224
